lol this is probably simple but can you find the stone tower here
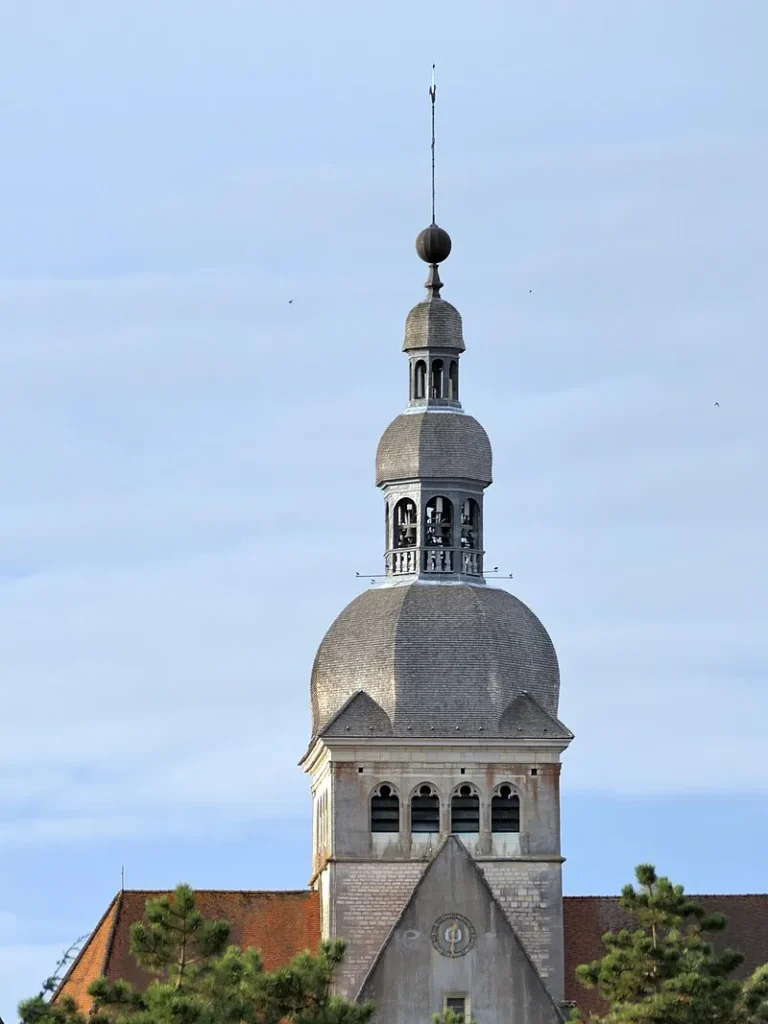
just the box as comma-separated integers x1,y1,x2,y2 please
301,223,572,1024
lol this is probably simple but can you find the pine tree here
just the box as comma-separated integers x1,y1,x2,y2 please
18,884,374,1024
571,864,768,1024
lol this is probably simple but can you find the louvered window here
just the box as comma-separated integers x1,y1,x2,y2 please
492,785,520,833
370,785,399,832
411,785,440,833
451,785,479,833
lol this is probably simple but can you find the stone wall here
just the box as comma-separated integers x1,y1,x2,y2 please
330,860,426,998
481,860,564,1002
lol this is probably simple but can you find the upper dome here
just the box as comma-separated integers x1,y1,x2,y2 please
376,410,492,486
404,298,464,352
310,582,560,738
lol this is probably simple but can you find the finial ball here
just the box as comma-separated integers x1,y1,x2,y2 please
416,223,452,264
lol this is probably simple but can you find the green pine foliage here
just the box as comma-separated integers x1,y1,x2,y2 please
570,864,768,1024
432,1011,474,1024
18,884,374,1024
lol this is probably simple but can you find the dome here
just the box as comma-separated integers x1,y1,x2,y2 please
310,582,560,738
404,298,464,352
376,410,492,486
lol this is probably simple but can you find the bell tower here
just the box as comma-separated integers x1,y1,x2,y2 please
381,225,489,583
301,75,572,1024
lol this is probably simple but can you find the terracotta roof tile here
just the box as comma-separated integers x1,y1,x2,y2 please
56,890,320,1014
57,888,768,1016
56,895,121,1013
564,894,768,1015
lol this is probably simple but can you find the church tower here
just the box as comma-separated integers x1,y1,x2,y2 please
301,209,572,1022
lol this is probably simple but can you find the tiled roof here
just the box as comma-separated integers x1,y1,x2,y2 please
56,890,320,1014
376,411,492,486
310,582,561,738
56,888,768,1016
403,298,465,352
563,894,768,1015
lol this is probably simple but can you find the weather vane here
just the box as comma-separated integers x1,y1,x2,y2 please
430,63,437,224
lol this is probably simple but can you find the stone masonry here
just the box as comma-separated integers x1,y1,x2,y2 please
331,861,426,997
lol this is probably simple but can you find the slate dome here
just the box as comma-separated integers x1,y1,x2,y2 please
310,582,560,738
376,411,492,486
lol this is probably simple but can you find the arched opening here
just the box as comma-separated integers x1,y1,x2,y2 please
414,360,427,400
491,785,520,833
425,496,452,547
430,359,444,399
451,785,480,833
448,360,459,400
384,501,390,551
411,784,440,833
460,499,479,549
371,784,400,833
393,498,417,548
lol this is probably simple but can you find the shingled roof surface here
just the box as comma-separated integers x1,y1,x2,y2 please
57,889,768,1016
564,895,768,1015
56,890,320,1014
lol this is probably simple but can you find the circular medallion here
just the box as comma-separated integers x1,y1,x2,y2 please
430,913,476,958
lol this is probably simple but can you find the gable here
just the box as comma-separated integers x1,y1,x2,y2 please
358,837,561,1024
321,690,393,738
56,890,320,1014
498,692,572,739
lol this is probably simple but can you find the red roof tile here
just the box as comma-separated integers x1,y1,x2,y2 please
57,888,768,1016
56,890,320,1014
564,895,768,1015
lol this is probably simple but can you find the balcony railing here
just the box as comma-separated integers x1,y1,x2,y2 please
387,547,483,577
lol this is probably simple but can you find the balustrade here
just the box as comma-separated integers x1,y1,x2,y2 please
387,547,483,577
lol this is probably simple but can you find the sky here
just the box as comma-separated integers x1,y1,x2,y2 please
1,0,767,1018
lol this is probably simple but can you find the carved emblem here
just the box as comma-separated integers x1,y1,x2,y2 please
430,913,476,958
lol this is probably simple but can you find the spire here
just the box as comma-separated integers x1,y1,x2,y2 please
416,64,452,300
430,63,436,226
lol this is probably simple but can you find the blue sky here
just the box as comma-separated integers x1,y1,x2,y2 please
1,0,767,1018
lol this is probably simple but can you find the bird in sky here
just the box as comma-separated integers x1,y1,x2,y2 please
288,299,293,304
715,401,720,407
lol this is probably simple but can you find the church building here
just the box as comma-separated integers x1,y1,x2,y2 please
56,219,768,1022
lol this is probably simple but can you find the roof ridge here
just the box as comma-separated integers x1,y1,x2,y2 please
117,888,315,896
516,690,574,738
102,890,123,978
564,893,768,900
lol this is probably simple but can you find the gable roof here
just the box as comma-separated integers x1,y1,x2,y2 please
320,689,393,738
563,894,768,1016
55,889,320,1014
498,690,573,739
53,885,768,1018
358,836,563,1021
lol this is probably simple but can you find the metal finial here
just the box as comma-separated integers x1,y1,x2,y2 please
430,64,436,224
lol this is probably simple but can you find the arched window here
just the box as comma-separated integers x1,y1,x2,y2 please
371,784,400,833
460,499,479,549
414,360,427,400
431,359,444,399
411,784,440,833
492,785,520,833
393,498,417,548
425,496,453,547
451,785,480,833
448,360,459,400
